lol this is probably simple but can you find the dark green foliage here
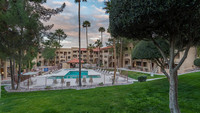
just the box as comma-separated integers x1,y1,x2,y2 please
94,39,103,48
37,62,41,66
138,76,147,82
98,27,105,33
0,72,200,112
110,0,200,47
74,0,87,3
103,0,111,14
82,20,91,28
132,40,169,60
42,47,56,60
194,58,200,67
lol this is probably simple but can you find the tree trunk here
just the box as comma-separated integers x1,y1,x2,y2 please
113,38,117,85
10,58,15,90
120,38,123,68
86,27,88,48
16,52,22,90
13,58,15,85
98,46,100,67
141,59,143,71
58,37,61,65
9,59,14,90
86,27,89,64
78,1,82,87
101,32,103,43
169,70,180,113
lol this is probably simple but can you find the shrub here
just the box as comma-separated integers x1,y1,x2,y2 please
45,86,52,89
194,58,200,67
127,65,132,70
99,82,104,86
138,76,147,82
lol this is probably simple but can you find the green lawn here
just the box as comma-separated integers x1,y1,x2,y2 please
121,70,165,79
106,69,165,79
0,72,200,113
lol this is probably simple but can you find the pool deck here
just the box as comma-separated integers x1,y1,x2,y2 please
17,68,134,90
50,69,101,77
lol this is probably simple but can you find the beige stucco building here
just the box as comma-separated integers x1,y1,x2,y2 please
0,45,198,79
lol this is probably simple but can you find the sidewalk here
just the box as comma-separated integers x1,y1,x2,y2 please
1,77,11,85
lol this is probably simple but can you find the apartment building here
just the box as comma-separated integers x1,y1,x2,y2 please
33,47,100,67
33,45,197,74
132,47,197,74
1,46,197,79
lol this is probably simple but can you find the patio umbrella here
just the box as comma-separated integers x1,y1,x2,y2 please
23,72,38,89
89,77,93,86
51,74,65,88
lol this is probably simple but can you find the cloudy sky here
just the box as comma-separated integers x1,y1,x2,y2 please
43,0,110,48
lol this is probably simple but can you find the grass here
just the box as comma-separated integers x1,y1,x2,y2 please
120,70,165,79
106,69,165,79
0,72,200,113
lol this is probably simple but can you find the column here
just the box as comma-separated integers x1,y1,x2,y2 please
4,61,7,79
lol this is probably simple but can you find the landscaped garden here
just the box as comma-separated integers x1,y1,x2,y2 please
0,72,199,113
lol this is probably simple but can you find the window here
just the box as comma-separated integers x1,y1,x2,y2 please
125,54,129,57
136,61,141,66
143,62,147,67
68,56,71,59
125,61,129,65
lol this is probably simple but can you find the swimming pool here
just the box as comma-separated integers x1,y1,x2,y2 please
49,71,101,79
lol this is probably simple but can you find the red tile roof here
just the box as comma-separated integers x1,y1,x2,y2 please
67,58,84,63
100,46,113,50
93,48,100,52
81,48,87,51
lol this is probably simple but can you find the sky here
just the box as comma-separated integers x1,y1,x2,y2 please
42,0,110,48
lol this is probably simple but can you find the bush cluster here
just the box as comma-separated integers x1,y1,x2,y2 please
138,76,147,82
194,58,200,67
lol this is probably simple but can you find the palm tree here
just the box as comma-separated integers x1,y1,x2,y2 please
82,20,91,63
82,20,91,48
98,27,105,44
54,29,67,65
75,0,87,87
94,40,102,67
87,44,95,63
103,1,117,84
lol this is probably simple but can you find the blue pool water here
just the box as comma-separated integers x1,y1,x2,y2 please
49,71,100,79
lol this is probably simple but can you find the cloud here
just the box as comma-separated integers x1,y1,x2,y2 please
98,0,104,2
42,0,110,48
